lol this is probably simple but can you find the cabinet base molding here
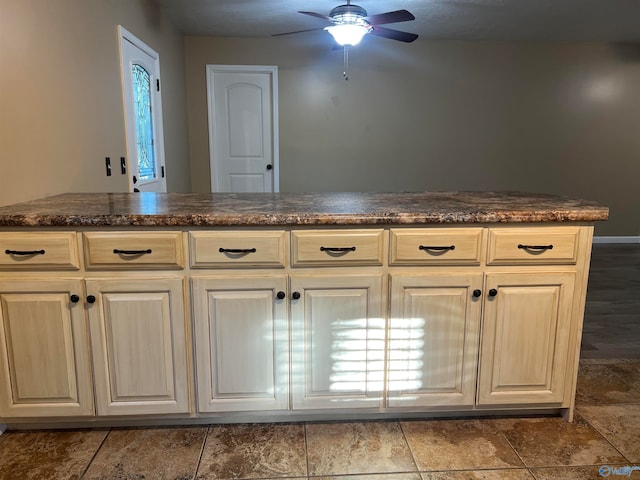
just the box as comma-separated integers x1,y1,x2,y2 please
1,408,569,430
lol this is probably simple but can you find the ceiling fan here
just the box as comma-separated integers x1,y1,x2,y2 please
274,2,419,79
274,2,418,45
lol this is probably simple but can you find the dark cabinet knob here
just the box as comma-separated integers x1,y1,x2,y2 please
472,289,482,298
86,295,96,304
266,164,273,170
488,288,498,298
292,291,301,300
276,291,286,300
70,294,80,303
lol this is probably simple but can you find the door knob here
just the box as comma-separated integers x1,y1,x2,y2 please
70,294,80,303
276,291,286,300
472,289,482,298
488,288,498,298
266,164,273,170
86,295,96,304
292,291,301,300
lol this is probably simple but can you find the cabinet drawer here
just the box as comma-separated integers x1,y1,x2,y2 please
190,231,286,268
292,229,384,267
83,231,184,269
389,228,483,265
487,227,581,265
0,232,79,270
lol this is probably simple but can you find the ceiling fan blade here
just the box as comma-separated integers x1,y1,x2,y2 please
272,27,325,37
299,11,333,23
370,26,418,43
365,9,415,26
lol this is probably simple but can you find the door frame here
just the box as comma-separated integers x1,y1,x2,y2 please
118,25,167,192
206,65,279,192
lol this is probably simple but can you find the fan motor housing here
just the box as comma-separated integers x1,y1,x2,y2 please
329,4,368,23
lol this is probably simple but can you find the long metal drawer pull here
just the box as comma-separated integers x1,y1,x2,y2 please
419,245,455,251
113,248,152,255
219,248,257,254
517,244,553,251
5,249,46,255
320,246,356,253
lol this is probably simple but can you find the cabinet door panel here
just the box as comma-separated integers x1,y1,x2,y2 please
87,278,189,415
291,274,384,410
388,273,482,407
478,272,575,405
192,276,288,412
0,279,93,417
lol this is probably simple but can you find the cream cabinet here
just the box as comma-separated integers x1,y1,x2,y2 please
192,272,386,413
387,225,589,413
477,272,576,405
0,231,191,420
189,230,290,414
85,277,190,416
290,273,385,410
81,231,191,416
0,232,93,418
0,278,94,417
191,275,289,412
387,228,484,409
190,229,387,413
387,273,483,408
0,223,593,423
475,225,589,411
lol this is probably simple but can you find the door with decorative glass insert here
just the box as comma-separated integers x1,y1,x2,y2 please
119,26,167,192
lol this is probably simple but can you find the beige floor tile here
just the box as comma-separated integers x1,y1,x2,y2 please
82,426,206,480
531,465,640,479
305,421,416,476
0,429,108,480
575,364,640,405
196,423,307,479
578,404,640,462
494,415,626,467
605,363,640,391
421,469,534,480
401,419,523,471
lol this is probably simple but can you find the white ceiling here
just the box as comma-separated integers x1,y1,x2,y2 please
155,0,640,42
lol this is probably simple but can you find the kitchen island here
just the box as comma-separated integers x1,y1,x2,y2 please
0,192,608,427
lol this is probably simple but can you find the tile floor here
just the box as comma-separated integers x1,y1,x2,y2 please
1,244,639,480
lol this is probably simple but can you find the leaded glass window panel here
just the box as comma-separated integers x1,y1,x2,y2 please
132,64,156,181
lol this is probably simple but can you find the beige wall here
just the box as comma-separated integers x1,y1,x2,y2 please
1,5,636,236
0,0,190,207
185,37,640,236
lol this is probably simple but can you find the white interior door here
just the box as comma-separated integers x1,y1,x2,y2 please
207,65,279,192
119,26,167,192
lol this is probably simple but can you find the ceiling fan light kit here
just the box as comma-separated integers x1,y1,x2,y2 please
274,2,418,80
325,24,371,46
324,4,372,46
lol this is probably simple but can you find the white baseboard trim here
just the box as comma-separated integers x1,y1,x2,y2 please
593,236,640,244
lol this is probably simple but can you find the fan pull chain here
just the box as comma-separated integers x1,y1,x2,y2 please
343,45,349,80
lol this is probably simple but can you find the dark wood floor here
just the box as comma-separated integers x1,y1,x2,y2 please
581,243,640,360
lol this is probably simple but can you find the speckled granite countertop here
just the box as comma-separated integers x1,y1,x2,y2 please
0,192,609,227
